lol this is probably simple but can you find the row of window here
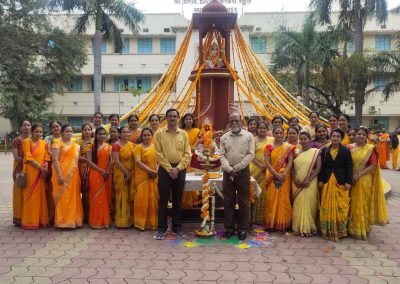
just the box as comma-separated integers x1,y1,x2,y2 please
65,74,389,92
93,38,176,54
249,35,392,54
67,76,152,92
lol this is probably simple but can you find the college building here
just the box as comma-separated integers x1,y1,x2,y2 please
2,11,400,135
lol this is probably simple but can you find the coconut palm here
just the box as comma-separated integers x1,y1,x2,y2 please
271,16,340,107
310,0,388,126
49,0,144,113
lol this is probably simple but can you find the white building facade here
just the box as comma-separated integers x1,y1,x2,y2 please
2,11,400,134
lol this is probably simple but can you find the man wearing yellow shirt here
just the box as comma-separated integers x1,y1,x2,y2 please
154,109,191,240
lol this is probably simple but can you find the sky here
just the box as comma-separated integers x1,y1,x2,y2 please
135,0,400,19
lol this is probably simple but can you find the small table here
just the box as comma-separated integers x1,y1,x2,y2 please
183,172,262,227
184,172,262,196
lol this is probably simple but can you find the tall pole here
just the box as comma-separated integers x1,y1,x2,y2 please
118,83,121,116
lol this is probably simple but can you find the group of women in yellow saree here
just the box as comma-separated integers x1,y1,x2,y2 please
11,111,390,243
250,114,389,242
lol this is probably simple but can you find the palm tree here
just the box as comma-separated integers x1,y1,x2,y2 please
310,0,388,126
50,0,144,113
271,16,340,107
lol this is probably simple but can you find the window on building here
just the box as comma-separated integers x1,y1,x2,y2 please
164,28,170,33
68,77,82,92
250,36,267,54
138,38,152,53
92,39,107,54
68,117,83,131
347,39,354,53
114,76,133,91
122,38,130,54
102,41,107,53
160,38,175,54
136,76,151,91
373,116,389,129
375,35,391,51
51,82,57,92
89,77,106,92
330,42,338,51
374,74,390,90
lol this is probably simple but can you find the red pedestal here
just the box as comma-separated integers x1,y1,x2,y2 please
190,68,236,131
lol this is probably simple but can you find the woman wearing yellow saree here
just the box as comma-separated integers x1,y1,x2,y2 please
11,119,31,226
250,121,271,224
51,124,83,229
134,128,159,230
181,113,200,209
338,114,351,145
21,124,50,229
87,127,112,229
77,123,93,223
292,132,321,236
304,111,320,139
318,129,353,241
348,127,389,240
112,126,135,228
149,114,160,144
264,126,294,231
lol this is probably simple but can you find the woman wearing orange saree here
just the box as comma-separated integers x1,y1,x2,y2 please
250,121,270,224
21,124,50,229
128,114,142,144
51,124,83,229
44,121,63,224
348,127,389,240
319,129,353,241
11,120,31,226
181,113,200,209
77,123,93,223
112,126,135,228
292,132,321,237
378,129,390,169
264,126,294,231
133,128,159,230
87,127,112,229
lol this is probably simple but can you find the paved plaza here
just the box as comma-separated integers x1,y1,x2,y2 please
0,153,399,283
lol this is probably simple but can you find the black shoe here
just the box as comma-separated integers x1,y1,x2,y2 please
238,231,247,241
172,229,186,239
223,230,235,239
155,229,167,240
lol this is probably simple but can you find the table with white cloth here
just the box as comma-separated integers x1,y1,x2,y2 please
184,172,262,196
183,172,262,226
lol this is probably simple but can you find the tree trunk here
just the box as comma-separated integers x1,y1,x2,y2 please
353,0,366,127
93,30,102,113
304,64,311,107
